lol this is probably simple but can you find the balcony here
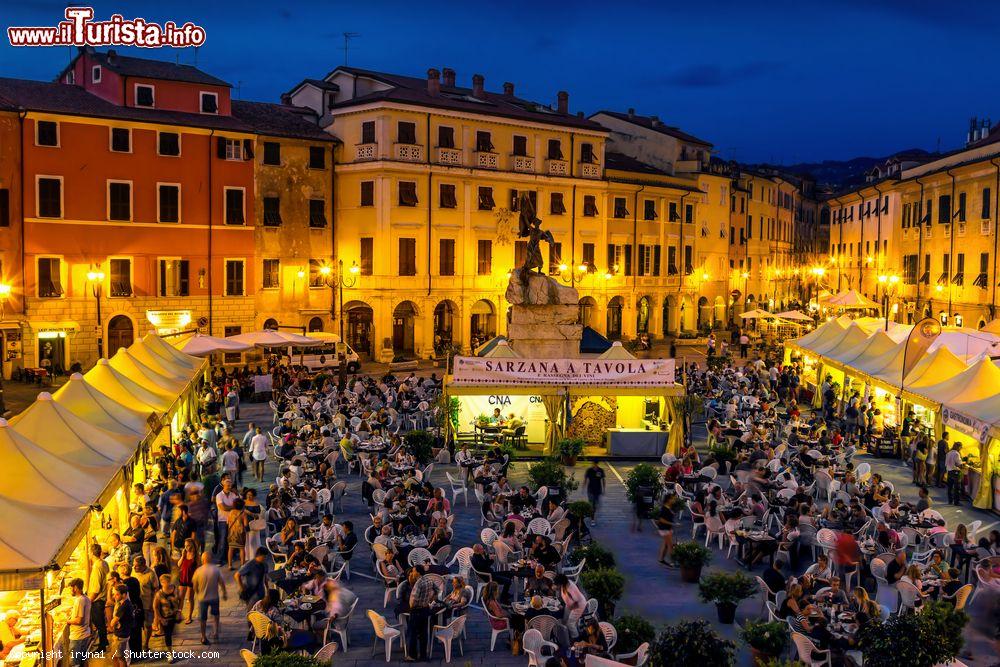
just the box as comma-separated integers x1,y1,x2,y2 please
437,147,463,166
580,162,601,179
476,151,498,169
355,143,377,161
394,143,424,162
546,159,568,176
512,155,535,173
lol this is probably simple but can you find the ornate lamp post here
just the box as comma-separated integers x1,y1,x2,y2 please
318,260,360,342
86,270,105,358
878,273,900,331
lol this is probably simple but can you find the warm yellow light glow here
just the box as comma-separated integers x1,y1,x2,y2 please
296,270,306,279
558,263,568,272
577,264,587,273
865,256,874,265
319,265,332,276
935,284,943,293
812,267,826,277
741,271,750,279
603,272,613,280
348,263,360,275
0,283,10,297
87,270,105,283
878,274,888,284
701,272,710,281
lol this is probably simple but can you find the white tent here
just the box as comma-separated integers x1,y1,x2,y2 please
481,339,520,358
739,309,774,319
829,329,898,369
142,333,203,370
305,331,341,343
775,310,813,321
790,319,846,352
52,373,149,437
7,392,135,466
176,333,252,357
128,338,198,382
912,357,1000,406
902,346,969,391
0,418,121,508
597,341,636,359
811,323,870,357
109,348,186,396
84,359,172,414
0,496,88,573
227,329,322,348
822,289,881,309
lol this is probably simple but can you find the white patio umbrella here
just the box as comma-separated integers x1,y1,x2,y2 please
775,310,813,321
178,333,253,357
597,341,635,359
226,329,323,348
739,309,774,319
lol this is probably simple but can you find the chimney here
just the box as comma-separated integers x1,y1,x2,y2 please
503,82,515,97
442,68,456,87
280,93,292,105
426,68,441,96
650,115,662,127
557,90,569,114
472,74,485,99
106,49,116,64
627,108,635,119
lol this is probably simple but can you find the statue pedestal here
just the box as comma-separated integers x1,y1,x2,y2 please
505,270,582,358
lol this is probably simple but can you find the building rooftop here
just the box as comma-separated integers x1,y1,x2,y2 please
312,66,605,132
231,100,334,141
62,49,232,88
595,110,713,147
605,151,671,176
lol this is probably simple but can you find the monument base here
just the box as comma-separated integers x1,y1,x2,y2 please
504,269,583,358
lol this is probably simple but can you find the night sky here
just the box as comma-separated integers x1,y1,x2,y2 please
2,0,998,163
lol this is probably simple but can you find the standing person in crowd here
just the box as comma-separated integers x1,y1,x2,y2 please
935,432,949,488
584,460,605,526
236,547,269,610
945,441,964,506
107,585,134,667
66,578,91,667
249,427,269,483
152,574,181,663
87,543,109,652
192,553,227,644
213,477,239,563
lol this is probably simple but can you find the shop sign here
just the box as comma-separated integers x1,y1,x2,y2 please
452,356,675,386
146,310,192,331
941,406,991,444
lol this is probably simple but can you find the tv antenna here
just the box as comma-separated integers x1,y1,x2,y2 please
343,32,360,65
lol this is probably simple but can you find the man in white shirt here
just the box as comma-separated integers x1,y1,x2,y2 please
945,442,964,506
196,440,217,476
67,578,91,667
220,442,241,480
316,515,339,545
249,427,269,482
214,478,239,563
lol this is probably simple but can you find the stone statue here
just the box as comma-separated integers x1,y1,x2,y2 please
517,192,553,277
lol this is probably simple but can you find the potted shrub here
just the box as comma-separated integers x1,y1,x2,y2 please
857,599,968,667
579,567,625,618
698,570,757,623
475,413,492,428
557,437,585,466
253,654,322,667
567,500,595,521
403,430,435,465
671,541,712,583
740,619,790,665
566,542,615,572
649,619,735,667
612,613,656,656
527,458,579,502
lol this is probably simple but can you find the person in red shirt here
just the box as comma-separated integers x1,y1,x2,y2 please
833,531,861,582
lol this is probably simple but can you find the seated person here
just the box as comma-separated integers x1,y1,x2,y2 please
524,565,554,598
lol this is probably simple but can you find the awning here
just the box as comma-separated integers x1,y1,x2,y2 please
227,329,322,347
176,333,252,357
84,359,172,413
52,373,149,437
109,348,186,396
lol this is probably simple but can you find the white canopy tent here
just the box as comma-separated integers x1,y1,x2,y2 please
822,289,881,309
84,359,172,414
109,348,185,397
128,339,199,383
175,333,253,357
775,310,813,321
227,329,322,348
142,333,204,370
52,373,149,437
597,341,636,359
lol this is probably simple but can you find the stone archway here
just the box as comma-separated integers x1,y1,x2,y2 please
307,316,324,332
662,294,679,336
636,296,651,334
263,317,279,330
343,300,374,359
714,296,726,327
578,296,598,329
392,301,418,357
606,296,624,340
697,296,710,331
107,314,134,357
470,299,496,349
433,300,458,352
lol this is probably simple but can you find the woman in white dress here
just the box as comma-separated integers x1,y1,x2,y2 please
243,487,264,555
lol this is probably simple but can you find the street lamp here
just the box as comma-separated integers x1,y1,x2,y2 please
556,263,590,286
86,270,105,358
877,273,900,331
0,282,10,416
318,260,360,342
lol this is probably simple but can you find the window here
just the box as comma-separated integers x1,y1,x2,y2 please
476,131,494,152
477,240,492,275
37,258,63,297
957,192,967,222
512,135,527,156
261,259,279,289
976,253,990,288
219,137,242,160
668,202,680,221
109,258,132,297
158,132,180,156
643,199,657,220
37,177,61,218
902,254,918,284
223,326,242,363
308,259,326,287
360,181,374,206
583,195,598,217
397,121,417,145
309,146,326,169
361,121,376,144
439,184,457,209
200,92,218,114
225,260,245,296
548,242,563,275
398,238,417,276
953,254,965,285
263,142,281,165
0,189,8,227
685,204,693,223
667,247,678,275
159,259,190,296
108,181,131,221
158,184,180,223
110,127,130,152
684,245,693,274
613,197,629,219
638,245,651,276
398,181,418,207
36,120,58,147
438,126,455,149
225,188,245,225
510,189,537,213
582,243,595,271
478,187,495,211
938,194,951,224
550,192,566,215
547,139,563,160
439,239,455,276
92,65,101,83
606,244,631,275
309,199,327,227
262,197,282,226
135,84,154,107
580,143,595,164
515,241,528,267
983,188,992,219
360,237,373,276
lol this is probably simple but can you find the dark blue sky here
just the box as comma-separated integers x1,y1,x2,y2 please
3,0,998,163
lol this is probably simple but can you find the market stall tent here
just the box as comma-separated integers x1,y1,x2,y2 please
7,393,135,466
175,333,252,357
0,419,121,508
912,357,1000,406
84,359,172,413
109,348,187,395
227,329,321,347
480,339,519,358
790,319,846,352
128,339,199,383
822,289,881,309
0,496,88,577
52,373,149,437
598,341,636,359
902,346,971,391
857,339,906,383
827,329,897,369
811,323,871,357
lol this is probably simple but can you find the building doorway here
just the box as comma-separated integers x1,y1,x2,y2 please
107,315,134,357
470,299,496,349
307,316,324,332
433,300,456,354
606,296,623,340
344,301,374,359
392,301,418,357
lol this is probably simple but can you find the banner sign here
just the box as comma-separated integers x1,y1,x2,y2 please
253,374,273,394
451,356,675,386
941,406,991,444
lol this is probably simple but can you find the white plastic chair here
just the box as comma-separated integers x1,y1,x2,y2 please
599,621,617,651
367,609,402,662
614,641,650,666
313,642,338,662
526,614,559,641
528,517,551,535
703,514,727,549
483,607,511,651
523,628,558,667
407,547,434,567
446,472,468,506
895,580,922,614
430,615,466,663
791,631,831,666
